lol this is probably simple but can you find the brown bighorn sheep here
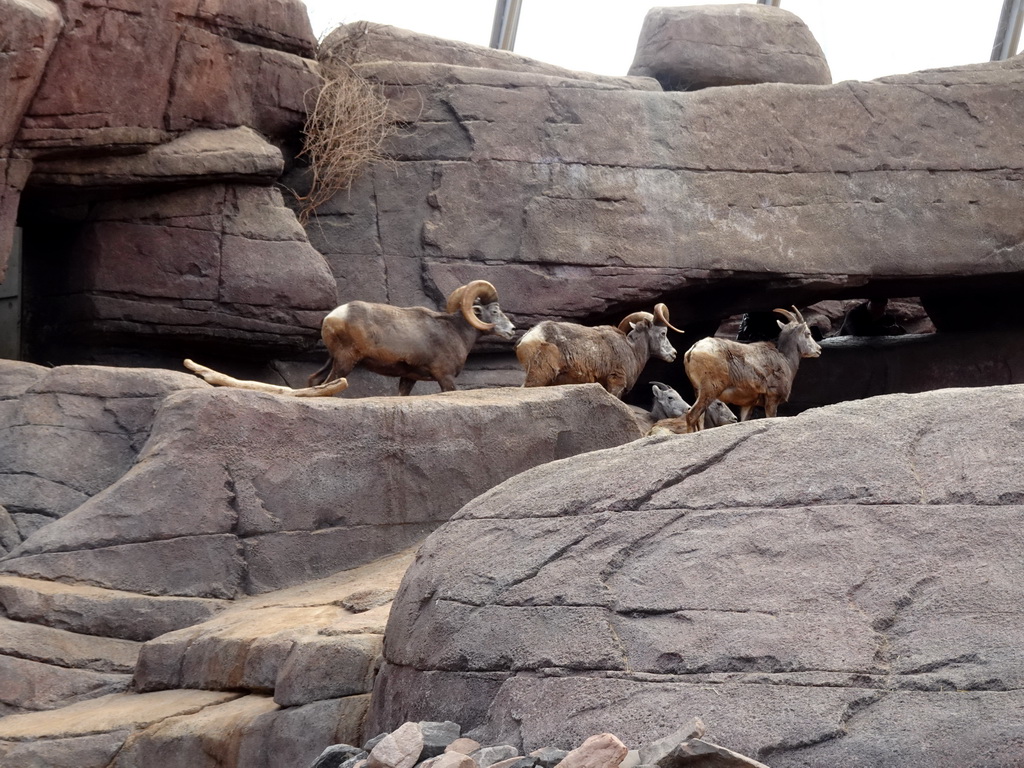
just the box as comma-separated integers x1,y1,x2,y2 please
308,280,515,395
683,306,821,432
515,304,683,399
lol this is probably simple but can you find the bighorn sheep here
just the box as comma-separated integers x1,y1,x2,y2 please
515,304,683,399
648,381,736,434
683,306,821,432
308,280,515,395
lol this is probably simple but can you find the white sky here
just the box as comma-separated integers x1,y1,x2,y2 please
300,0,1015,83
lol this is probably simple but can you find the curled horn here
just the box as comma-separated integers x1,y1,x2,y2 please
653,303,684,334
446,280,498,332
618,311,653,333
774,307,796,323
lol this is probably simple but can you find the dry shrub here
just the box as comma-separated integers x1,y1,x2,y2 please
297,23,395,222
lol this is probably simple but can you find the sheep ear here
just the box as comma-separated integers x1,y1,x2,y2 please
777,319,786,330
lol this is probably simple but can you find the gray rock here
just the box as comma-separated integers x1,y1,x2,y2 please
637,719,706,766
490,758,536,768
368,721,423,768
529,746,569,768
30,127,284,188
658,738,769,767
1,383,641,597
419,721,462,758
311,744,368,768
0,574,227,642
471,745,520,767
368,384,1024,766
628,5,831,90
0,362,208,523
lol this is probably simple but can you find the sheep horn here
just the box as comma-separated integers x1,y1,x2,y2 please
449,280,498,332
618,311,653,333
792,305,806,324
774,307,797,323
653,303,684,334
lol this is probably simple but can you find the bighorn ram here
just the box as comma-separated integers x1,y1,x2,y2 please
683,306,821,432
308,280,515,395
515,304,683,399
648,381,736,434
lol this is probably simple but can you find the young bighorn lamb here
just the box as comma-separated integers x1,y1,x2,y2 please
648,381,737,433
308,280,515,395
515,304,683,399
683,306,821,432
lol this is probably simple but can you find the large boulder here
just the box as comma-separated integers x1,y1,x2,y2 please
369,384,1024,766
302,49,1024,335
0,381,642,597
628,4,831,90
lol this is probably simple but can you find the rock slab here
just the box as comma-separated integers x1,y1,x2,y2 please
368,384,1024,767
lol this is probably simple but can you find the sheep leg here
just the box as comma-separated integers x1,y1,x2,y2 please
520,341,562,388
763,397,781,418
433,375,457,393
738,405,754,422
398,377,417,396
685,391,713,433
605,372,628,399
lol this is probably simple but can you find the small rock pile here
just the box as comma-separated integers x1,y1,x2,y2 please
310,718,770,768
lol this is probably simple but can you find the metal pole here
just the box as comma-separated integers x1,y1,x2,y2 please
490,0,524,51
991,0,1024,60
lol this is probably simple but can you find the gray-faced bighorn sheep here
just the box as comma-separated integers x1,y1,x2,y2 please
515,304,683,399
308,280,515,395
683,306,821,432
648,381,736,434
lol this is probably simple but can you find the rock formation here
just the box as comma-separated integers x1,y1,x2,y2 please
368,383,1024,766
628,4,832,89
0,359,642,764
3,2,1024,766
2,0,335,364
311,23,1024,338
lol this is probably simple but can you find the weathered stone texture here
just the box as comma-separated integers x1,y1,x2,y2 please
1,380,641,597
321,22,659,91
628,4,831,89
25,185,335,356
17,0,317,151
303,55,1024,331
369,384,1024,766
0,0,62,146
0,363,208,539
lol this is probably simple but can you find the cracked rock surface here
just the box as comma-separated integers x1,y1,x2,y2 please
370,383,1024,767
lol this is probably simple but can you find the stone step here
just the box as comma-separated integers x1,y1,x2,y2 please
0,655,131,716
0,574,228,641
0,689,369,768
0,616,140,673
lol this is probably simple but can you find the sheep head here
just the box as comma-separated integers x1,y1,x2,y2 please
618,304,683,363
445,280,515,339
775,306,822,359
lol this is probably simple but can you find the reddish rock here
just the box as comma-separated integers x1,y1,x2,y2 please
18,0,317,152
554,733,628,768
